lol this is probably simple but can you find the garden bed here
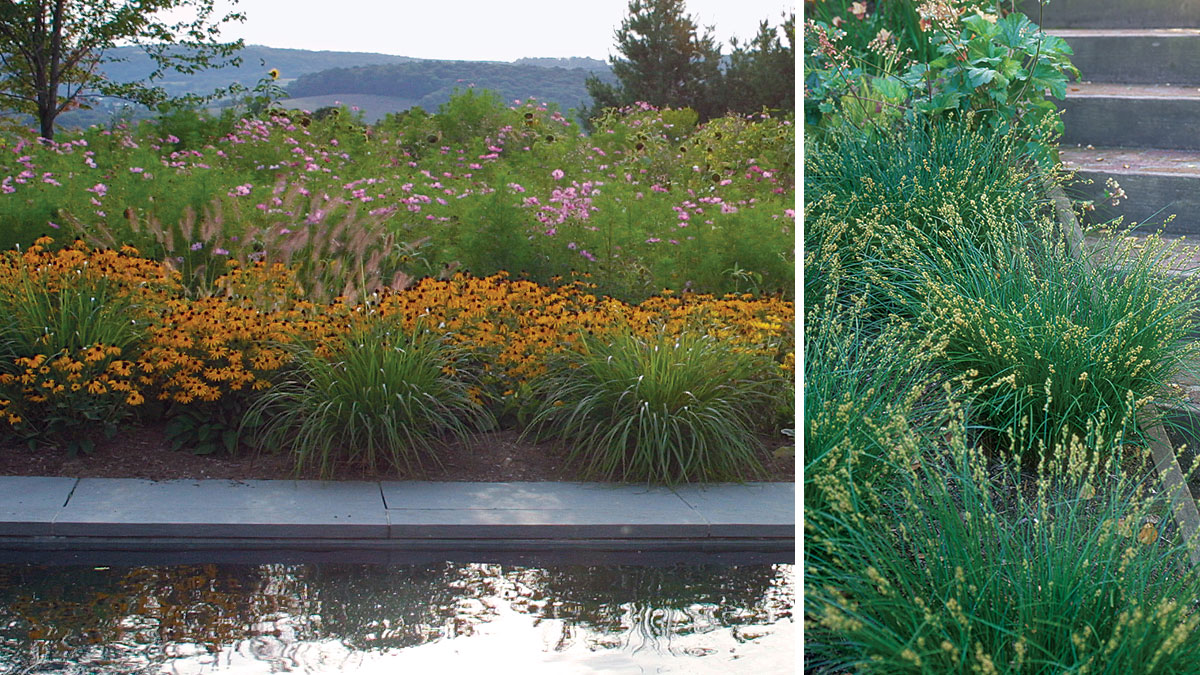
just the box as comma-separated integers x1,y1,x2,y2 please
0,424,796,483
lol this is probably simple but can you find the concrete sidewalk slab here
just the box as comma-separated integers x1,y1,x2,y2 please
379,482,787,539
672,483,796,537
0,477,77,536
382,482,706,538
53,479,389,539
0,476,796,552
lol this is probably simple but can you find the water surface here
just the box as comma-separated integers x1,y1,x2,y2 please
0,562,793,673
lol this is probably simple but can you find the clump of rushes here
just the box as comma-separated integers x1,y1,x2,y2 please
242,321,493,478
805,400,1200,672
523,329,778,484
910,221,1200,459
804,286,946,516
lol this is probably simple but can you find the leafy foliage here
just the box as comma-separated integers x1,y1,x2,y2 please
0,0,245,139
804,2,1077,163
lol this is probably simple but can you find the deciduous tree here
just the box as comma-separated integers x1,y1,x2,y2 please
0,0,244,139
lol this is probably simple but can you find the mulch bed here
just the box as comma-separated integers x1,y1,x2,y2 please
0,423,796,483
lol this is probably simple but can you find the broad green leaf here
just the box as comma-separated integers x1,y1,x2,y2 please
967,67,998,88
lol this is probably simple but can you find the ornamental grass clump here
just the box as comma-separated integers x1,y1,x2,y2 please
242,321,493,478
805,399,1200,673
909,221,1200,460
523,329,778,484
804,285,946,516
804,114,1048,318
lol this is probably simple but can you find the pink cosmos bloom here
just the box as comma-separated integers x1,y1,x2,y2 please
551,169,564,180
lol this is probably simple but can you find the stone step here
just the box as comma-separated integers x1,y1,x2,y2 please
1020,0,1200,29
1051,29,1200,85
1062,147,1200,235
1060,83,1200,150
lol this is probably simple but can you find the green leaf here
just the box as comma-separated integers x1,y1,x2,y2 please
222,429,239,453
872,76,908,102
967,68,998,88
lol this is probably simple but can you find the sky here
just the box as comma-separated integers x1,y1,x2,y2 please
196,0,796,62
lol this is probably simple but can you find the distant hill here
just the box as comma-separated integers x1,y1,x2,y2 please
100,44,418,98
512,57,610,73
41,46,612,129
287,59,615,119
279,94,421,122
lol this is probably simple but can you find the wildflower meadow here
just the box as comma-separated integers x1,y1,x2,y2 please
0,89,795,483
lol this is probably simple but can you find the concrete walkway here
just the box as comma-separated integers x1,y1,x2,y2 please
0,477,795,558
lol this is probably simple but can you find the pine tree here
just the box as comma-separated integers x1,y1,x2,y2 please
723,13,795,115
584,0,723,121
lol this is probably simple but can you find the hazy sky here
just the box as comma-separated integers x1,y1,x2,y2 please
198,0,796,62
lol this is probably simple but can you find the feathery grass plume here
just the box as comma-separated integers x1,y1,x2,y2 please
522,328,780,484
805,394,1200,673
71,181,418,304
241,319,493,478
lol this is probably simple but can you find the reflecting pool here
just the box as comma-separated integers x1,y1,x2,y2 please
0,562,794,673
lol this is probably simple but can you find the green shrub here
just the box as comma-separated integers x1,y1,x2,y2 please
523,329,778,484
242,321,493,478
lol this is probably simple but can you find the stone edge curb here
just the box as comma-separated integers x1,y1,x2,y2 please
0,478,797,553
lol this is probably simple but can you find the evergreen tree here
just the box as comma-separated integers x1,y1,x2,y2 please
723,13,795,115
584,0,723,121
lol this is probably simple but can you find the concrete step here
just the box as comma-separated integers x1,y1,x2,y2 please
1062,146,1200,234
1060,83,1200,150
1051,29,1200,85
1020,0,1200,29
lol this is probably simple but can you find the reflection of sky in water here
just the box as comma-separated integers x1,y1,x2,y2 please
0,563,794,674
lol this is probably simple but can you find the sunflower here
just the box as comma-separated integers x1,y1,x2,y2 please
268,68,280,80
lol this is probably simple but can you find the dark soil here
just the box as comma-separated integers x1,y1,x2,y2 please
0,422,796,483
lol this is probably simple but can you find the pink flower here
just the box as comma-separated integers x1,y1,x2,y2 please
551,169,564,181
129,167,144,173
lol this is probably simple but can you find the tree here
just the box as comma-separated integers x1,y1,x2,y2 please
584,0,724,121
722,13,795,115
0,0,244,139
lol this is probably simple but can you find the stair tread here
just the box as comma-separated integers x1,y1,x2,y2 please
1066,82,1200,99
1050,28,1200,38
1061,147,1200,177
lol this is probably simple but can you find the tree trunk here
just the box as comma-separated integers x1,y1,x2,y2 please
38,106,56,140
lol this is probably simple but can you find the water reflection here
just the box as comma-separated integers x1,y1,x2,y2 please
0,562,793,673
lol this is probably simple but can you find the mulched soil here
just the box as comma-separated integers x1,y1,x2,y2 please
0,422,796,483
